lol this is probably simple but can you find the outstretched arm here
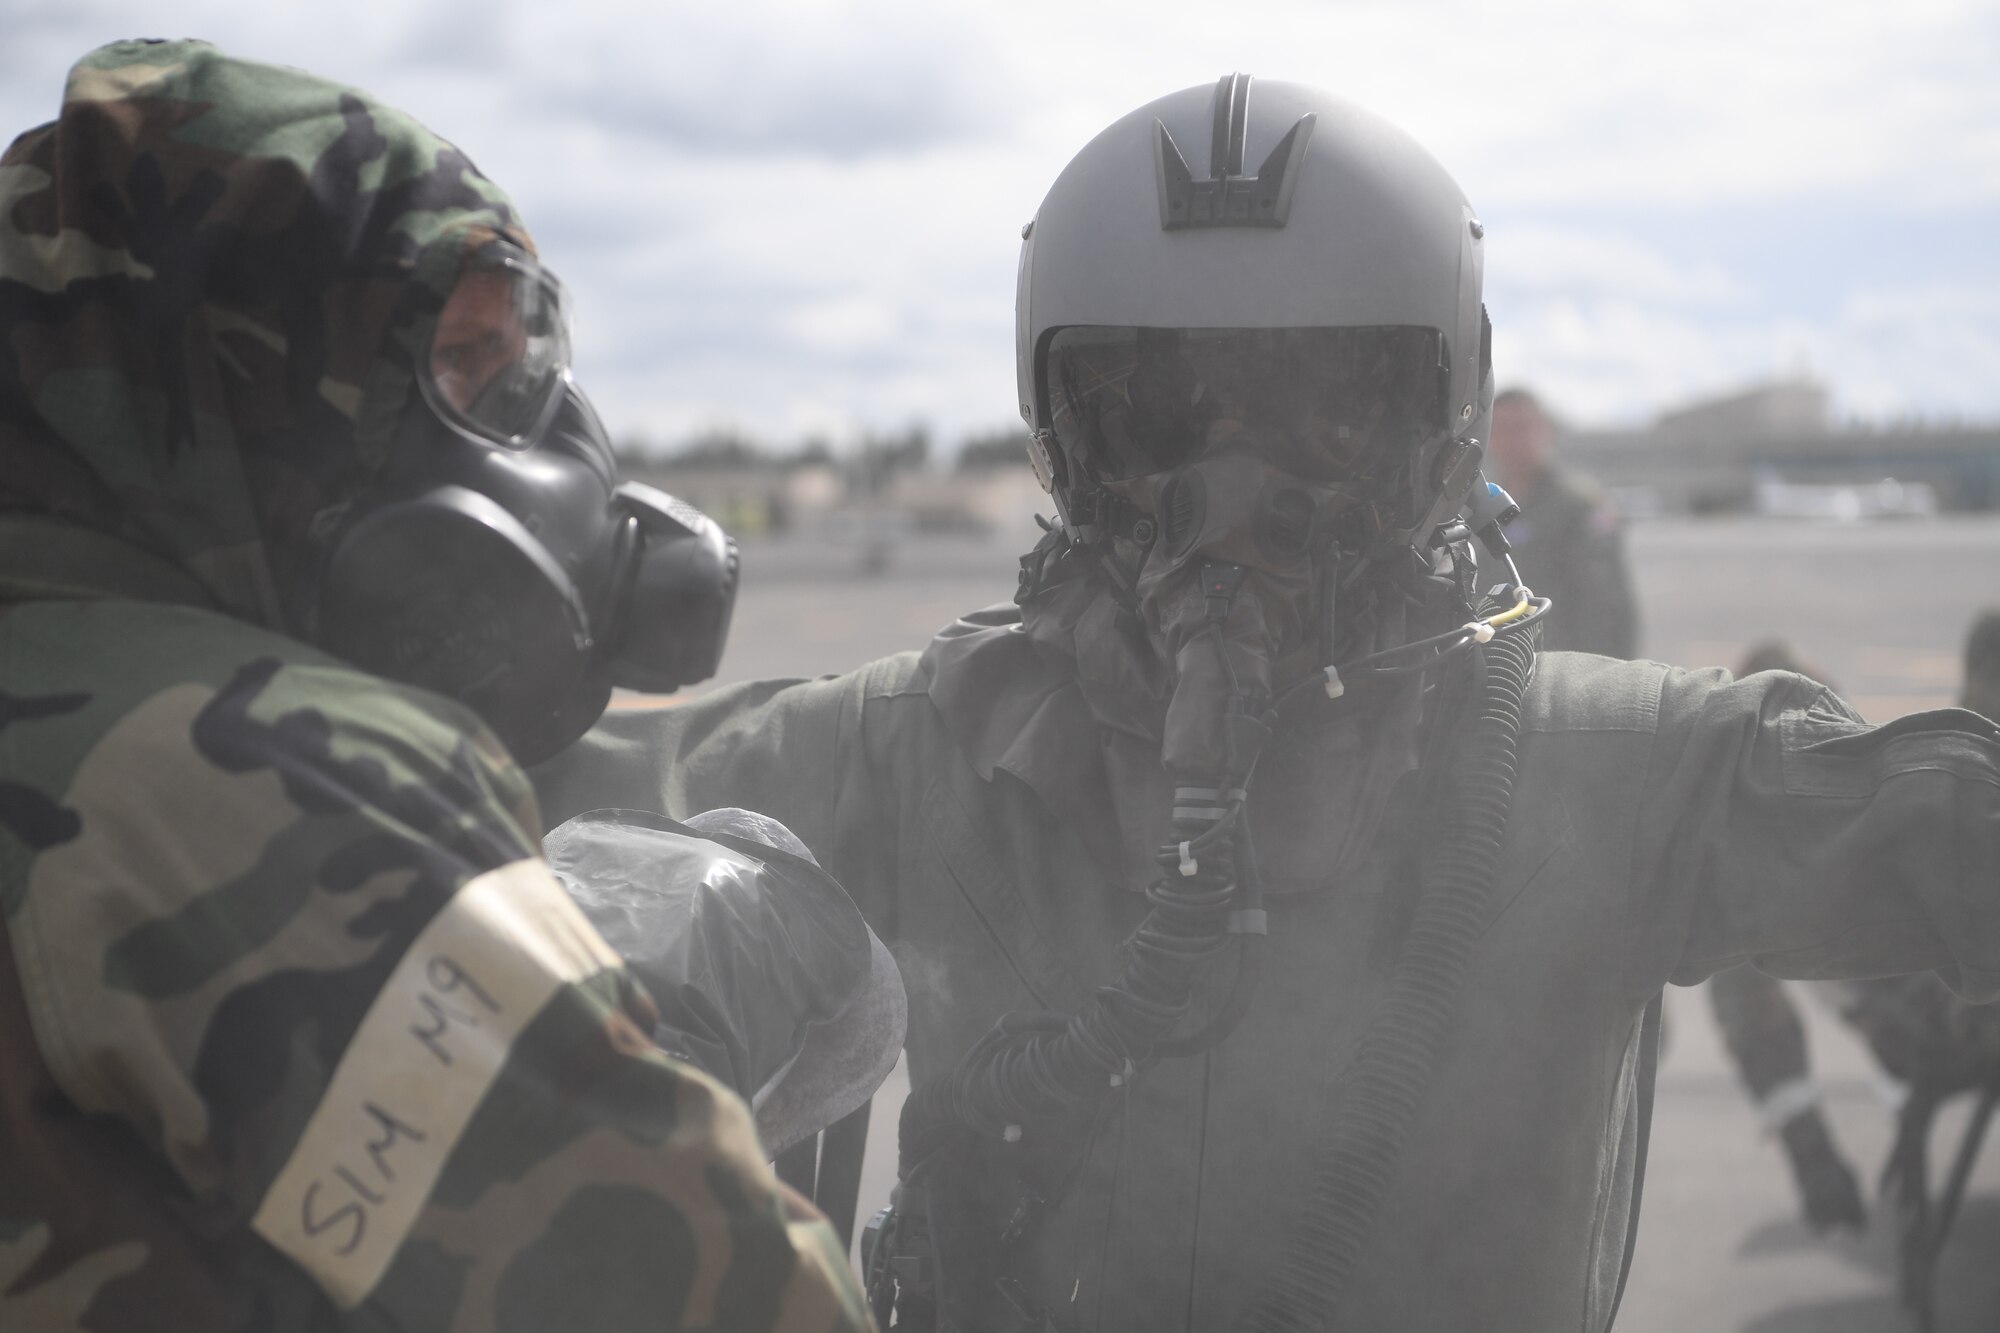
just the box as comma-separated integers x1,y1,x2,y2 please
534,658,917,930
1645,666,2000,997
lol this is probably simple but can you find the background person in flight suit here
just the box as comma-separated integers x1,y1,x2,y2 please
1486,386,1640,658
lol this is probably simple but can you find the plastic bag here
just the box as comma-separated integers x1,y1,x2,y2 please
545,807,905,1154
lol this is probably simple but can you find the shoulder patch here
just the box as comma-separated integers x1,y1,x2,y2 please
251,858,621,1308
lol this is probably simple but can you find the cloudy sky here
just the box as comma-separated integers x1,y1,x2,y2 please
6,0,1997,449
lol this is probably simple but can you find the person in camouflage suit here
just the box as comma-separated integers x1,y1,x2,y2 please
0,39,868,1332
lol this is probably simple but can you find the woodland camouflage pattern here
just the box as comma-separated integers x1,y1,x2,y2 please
1,37,519,625
0,40,868,1332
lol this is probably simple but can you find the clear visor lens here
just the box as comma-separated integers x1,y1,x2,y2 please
421,240,572,449
1046,325,1446,491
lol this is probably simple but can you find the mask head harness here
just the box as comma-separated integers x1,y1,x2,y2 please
308,238,738,763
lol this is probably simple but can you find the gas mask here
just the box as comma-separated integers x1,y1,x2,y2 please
1044,323,1459,780
310,240,737,764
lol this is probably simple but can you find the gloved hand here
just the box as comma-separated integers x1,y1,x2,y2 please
544,806,905,1155
1779,1108,1867,1233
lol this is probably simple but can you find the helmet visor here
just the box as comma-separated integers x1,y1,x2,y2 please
420,239,573,450
1045,325,1447,494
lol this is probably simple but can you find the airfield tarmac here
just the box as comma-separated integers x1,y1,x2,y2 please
619,513,2000,1330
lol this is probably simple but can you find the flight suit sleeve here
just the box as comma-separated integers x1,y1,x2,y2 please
533,660,912,928
1640,666,2000,999
6,654,869,1330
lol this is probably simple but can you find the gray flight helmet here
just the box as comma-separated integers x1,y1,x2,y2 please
1016,73,1492,551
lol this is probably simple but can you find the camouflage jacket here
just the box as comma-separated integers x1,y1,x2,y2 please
0,39,867,1333
1,568,866,1332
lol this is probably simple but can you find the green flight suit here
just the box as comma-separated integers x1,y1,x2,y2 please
535,605,2000,1332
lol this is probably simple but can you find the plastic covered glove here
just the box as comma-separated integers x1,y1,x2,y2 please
545,806,905,1154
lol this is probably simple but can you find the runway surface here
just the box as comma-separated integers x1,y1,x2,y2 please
622,514,2000,1329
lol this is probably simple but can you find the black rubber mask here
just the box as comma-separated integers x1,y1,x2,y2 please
1043,325,1449,780
313,385,737,764
1100,451,1346,778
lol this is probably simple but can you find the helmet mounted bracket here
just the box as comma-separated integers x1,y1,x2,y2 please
1155,73,1317,231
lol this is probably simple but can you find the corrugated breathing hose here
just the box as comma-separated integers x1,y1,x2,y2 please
1239,624,1536,1333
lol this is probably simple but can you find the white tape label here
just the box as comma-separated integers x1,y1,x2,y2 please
251,858,623,1307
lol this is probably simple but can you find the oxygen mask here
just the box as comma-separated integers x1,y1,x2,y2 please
1101,449,1330,777
1047,323,1447,780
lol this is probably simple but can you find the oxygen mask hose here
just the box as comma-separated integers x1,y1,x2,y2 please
1155,798,1268,1059
903,562,1279,1158
880,559,1289,1328
1240,622,1538,1333
898,795,1245,1174
1161,561,1278,779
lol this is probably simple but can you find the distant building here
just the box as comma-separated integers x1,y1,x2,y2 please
616,451,1047,548
617,461,843,536
1654,379,1831,440
884,465,1047,546
1561,378,2000,514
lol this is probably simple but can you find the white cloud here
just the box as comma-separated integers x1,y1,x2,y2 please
1494,278,2000,427
781,297,902,350
1493,299,1821,424
4,0,1998,442
1823,282,2000,421
1487,227,1745,306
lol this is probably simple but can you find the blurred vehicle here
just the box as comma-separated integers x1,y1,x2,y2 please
1753,475,1940,520
1606,483,1667,521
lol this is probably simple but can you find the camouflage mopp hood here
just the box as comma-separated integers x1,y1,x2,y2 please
0,39,531,628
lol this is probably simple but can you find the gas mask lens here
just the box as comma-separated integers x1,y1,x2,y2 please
1046,325,1447,495
420,238,573,450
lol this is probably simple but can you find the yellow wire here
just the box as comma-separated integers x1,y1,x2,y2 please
1483,591,1535,628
